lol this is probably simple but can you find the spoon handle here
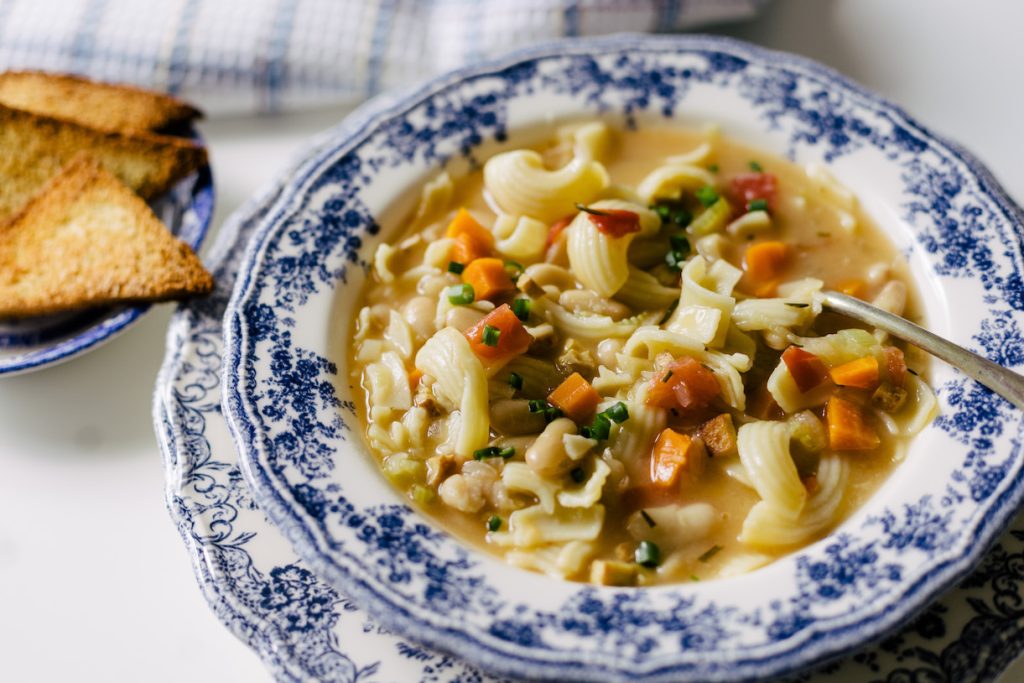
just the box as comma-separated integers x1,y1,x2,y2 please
820,290,1024,411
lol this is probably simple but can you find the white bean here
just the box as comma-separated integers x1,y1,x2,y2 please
525,418,577,477
402,296,437,340
596,339,623,368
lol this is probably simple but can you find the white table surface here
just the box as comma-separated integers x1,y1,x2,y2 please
1,1,1022,681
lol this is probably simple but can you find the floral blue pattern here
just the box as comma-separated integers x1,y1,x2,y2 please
0,147,214,375
218,35,1024,681
154,131,1024,682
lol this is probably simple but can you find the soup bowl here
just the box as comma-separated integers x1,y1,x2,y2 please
222,34,1024,681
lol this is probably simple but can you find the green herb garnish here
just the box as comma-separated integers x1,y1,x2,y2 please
511,297,532,322
473,446,515,460
585,413,612,441
446,283,474,305
698,544,722,563
747,198,769,212
544,406,564,422
603,401,629,424
672,209,692,226
504,259,524,281
482,325,501,347
498,446,516,459
635,541,661,568
749,160,763,172
527,399,546,413
653,203,672,221
447,261,465,274
695,185,720,208
487,515,502,532
508,372,523,391
708,163,719,173
640,510,656,528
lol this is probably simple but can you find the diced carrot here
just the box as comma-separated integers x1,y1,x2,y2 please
461,257,514,301
744,241,788,285
752,278,781,298
826,395,880,450
781,346,829,393
883,346,907,387
829,355,880,390
547,213,576,247
446,208,494,263
408,368,423,391
547,372,601,422
645,357,721,411
464,304,533,367
838,279,868,299
649,428,707,489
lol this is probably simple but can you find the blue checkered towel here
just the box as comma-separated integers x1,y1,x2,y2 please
0,0,764,115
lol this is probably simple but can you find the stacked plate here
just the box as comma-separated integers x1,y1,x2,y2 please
153,35,1024,682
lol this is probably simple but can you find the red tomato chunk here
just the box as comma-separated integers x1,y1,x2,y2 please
585,209,641,238
645,357,721,411
730,172,778,211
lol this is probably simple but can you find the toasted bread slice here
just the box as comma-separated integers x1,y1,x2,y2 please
0,155,213,319
0,70,201,133
0,104,207,221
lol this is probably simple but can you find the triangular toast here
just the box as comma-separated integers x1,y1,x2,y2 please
0,70,201,133
0,155,213,319
0,104,207,221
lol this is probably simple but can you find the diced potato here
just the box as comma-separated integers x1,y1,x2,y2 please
590,559,639,586
697,413,738,458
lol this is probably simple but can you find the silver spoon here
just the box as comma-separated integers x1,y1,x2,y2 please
820,290,1024,411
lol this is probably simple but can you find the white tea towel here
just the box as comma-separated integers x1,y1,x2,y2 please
0,0,765,116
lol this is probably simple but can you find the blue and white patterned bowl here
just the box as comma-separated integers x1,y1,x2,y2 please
222,35,1024,681
0,133,214,376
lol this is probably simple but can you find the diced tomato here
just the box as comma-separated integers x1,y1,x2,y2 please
781,346,829,393
645,357,721,411
884,346,908,387
730,172,778,211
584,209,641,238
547,213,576,247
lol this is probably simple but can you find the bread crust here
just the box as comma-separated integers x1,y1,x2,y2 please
0,155,214,319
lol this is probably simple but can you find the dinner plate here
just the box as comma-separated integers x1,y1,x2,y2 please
220,34,1024,681
153,124,1024,681
0,132,214,376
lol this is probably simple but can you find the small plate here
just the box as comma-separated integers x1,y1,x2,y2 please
221,35,1024,681
154,117,1024,681
0,133,214,376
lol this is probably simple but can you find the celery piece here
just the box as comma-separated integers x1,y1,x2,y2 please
688,197,731,237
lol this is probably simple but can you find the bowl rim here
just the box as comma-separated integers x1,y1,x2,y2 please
0,131,215,377
222,33,1024,682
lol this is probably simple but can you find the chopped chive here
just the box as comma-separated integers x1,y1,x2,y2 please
672,209,692,226
511,298,532,322
708,163,719,173
574,202,613,217
587,414,612,441
665,250,686,270
487,515,502,532
498,446,516,459
653,203,672,221
908,368,919,376
695,185,720,207
508,372,524,391
482,325,501,347
786,302,810,308
579,426,591,438
747,198,769,212
698,544,722,563
528,399,546,413
658,299,679,326
446,283,474,305
544,406,564,422
473,446,501,460
447,261,465,274
603,401,629,424
749,160,763,172
662,370,674,383
570,467,586,483
640,509,657,528
504,259,524,280
635,541,661,568
669,233,690,252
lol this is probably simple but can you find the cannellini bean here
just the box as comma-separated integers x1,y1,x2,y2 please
490,400,547,436
402,296,437,340
418,272,458,297
872,280,907,317
525,418,577,477
446,306,487,332
596,339,623,368
439,474,486,512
